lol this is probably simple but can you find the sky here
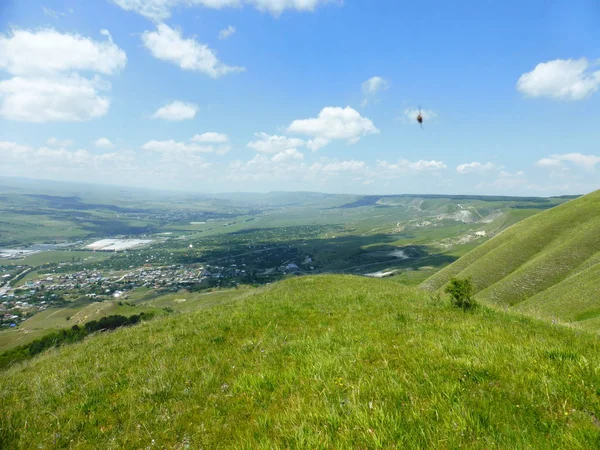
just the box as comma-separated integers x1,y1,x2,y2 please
0,0,599,196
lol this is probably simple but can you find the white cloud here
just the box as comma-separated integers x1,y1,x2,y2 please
536,157,563,168
42,6,74,18
247,132,305,153
536,153,600,170
403,108,437,124
0,28,126,76
142,139,215,153
0,141,30,155
477,170,527,191
46,137,73,147
227,153,370,184
112,0,336,21
141,23,244,78
152,100,198,120
0,28,125,122
517,58,600,101
362,76,388,95
248,0,336,15
311,160,366,173
94,138,115,149
2,141,133,168
456,161,497,174
271,148,304,163
287,106,379,149
0,76,110,122
42,7,59,19
305,137,328,152
361,76,388,105
219,26,236,40
192,132,229,143
142,136,231,155
376,159,447,176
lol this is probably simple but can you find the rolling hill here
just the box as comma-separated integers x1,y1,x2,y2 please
2,275,600,448
422,189,600,331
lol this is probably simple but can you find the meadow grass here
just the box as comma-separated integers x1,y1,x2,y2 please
0,300,162,351
422,190,600,331
1,275,600,449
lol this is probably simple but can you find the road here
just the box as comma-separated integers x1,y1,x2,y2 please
0,268,32,296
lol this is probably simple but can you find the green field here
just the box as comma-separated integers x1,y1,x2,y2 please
422,189,600,332
4,251,110,268
0,298,162,350
2,275,600,448
0,286,255,351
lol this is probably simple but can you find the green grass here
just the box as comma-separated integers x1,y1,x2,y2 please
0,286,255,351
2,275,600,448
422,190,600,331
0,299,161,351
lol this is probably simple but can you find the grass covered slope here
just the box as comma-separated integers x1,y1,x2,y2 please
422,190,600,327
2,276,600,449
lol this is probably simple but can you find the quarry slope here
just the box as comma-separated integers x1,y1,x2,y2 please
2,275,600,449
422,189,600,330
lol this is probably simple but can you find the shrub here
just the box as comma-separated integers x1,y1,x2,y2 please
444,277,477,310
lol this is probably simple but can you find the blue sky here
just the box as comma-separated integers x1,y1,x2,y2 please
1,0,599,195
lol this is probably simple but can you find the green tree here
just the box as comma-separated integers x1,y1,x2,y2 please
444,277,477,310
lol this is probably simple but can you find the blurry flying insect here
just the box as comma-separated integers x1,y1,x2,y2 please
416,107,424,128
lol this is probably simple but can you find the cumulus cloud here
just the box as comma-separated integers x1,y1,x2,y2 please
0,27,126,76
2,141,132,168
517,58,600,101
228,153,305,182
311,160,366,173
247,132,305,153
287,106,379,150
361,76,388,105
376,159,447,176
536,153,600,170
0,141,30,155
477,170,527,191
456,161,498,174
142,136,231,155
219,26,236,40
192,132,229,143
112,0,337,21
94,138,115,149
3,138,222,189
152,100,198,120
142,139,215,153
0,76,110,122
0,28,125,122
141,23,244,78
271,148,304,163
228,153,366,184
46,137,73,147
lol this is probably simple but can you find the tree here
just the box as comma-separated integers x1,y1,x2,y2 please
444,277,477,310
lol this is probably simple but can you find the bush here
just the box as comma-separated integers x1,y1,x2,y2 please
444,278,477,310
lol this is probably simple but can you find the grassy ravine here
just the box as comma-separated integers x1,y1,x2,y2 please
2,276,600,449
421,189,600,331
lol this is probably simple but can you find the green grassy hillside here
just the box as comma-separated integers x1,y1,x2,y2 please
2,275,600,449
421,190,600,330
